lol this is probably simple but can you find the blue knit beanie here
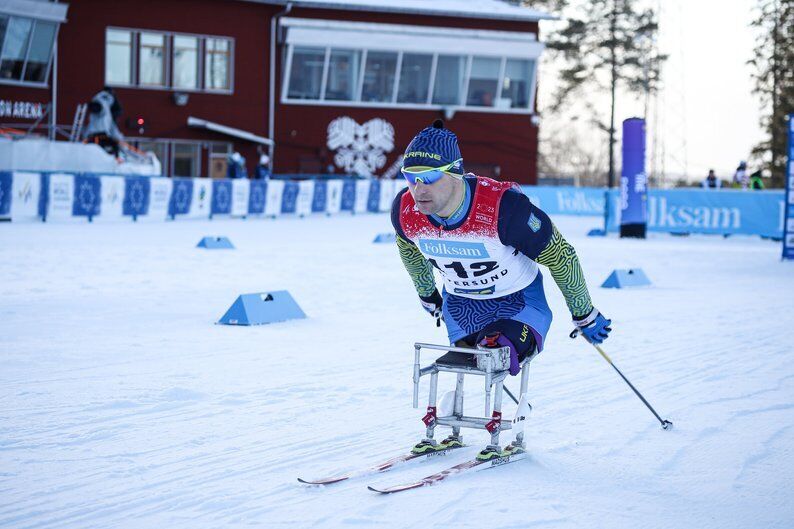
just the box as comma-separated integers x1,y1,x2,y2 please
403,120,464,175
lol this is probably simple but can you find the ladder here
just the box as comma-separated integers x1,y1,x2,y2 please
69,103,87,142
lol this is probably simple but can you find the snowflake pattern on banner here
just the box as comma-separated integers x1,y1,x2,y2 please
327,117,395,176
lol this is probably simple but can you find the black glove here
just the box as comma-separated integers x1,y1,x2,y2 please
419,290,443,327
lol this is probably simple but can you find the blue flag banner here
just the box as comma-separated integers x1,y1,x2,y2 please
620,118,648,226
248,180,267,214
341,179,356,211
281,181,299,213
72,174,101,219
784,114,794,259
312,180,328,213
212,180,233,216
0,171,11,217
367,179,382,212
123,176,150,218
169,178,193,217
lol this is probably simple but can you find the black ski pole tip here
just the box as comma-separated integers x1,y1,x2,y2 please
661,420,673,430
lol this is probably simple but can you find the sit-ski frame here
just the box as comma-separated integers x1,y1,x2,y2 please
412,342,536,452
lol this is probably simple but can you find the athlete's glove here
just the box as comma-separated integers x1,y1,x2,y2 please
573,308,612,345
419,290,444,327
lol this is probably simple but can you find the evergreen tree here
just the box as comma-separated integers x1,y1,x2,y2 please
748,0,794,188
521,0,664,189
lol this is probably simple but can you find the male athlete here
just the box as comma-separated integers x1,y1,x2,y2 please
392,120,611,376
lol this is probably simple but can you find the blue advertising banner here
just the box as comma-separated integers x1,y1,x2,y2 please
211,180,233,215
784,114,794,260
312,180,328,213
168,178,193,217
341,179,356,211
620,118,647,226
123,176,150,218
367,179,381,212
521,185,785,238
520,185,606,216
281,181,299,214
0,171,11,216
72,174,101,219
248,180,267,214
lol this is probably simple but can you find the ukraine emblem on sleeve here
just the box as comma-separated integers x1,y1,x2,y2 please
528,212,542,232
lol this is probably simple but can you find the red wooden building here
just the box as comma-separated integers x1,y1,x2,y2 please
0,0,551,183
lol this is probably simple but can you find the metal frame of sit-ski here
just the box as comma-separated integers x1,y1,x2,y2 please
412,342,537,453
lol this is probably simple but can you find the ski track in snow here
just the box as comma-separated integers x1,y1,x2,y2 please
1,214,793,529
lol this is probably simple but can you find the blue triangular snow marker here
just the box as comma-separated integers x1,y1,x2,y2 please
601,268,652,288
197,236,234,249
218,291,306,325
373,232,397,243
587,228,607,237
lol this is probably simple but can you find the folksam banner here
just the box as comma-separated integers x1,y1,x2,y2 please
520,185,786,238
620,118,648,237
784,114,794,260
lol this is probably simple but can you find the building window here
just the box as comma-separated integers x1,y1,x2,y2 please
432,55,466,106
0,16,32,80
105,29,133,85
287,47,325,100
105,28,232,93
466,56,500,107
173,35,199,89
172,143,200,177
325,49,360,102
205,38,231,91
209,143,231,178
136,140,168,170
139,32,166,86
22,21,56,83
502,59,533,109
282,45,538,113
397,53,432,104
361,51,397,103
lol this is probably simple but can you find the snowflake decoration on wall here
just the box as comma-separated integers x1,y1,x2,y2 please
327,117,395,177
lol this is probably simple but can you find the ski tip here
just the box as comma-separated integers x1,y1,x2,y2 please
298,476,347,485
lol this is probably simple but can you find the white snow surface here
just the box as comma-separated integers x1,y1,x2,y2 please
1,214,793,529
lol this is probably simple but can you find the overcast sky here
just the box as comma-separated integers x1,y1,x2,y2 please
538,0,765,183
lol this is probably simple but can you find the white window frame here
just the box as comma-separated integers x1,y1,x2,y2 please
0,15,60,88
105,26,234,94
279,18,543,115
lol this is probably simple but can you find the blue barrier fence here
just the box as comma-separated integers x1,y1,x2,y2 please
520,185,785,238
0,171,785,238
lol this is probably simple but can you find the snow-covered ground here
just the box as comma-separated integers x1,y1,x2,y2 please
1,213,793,529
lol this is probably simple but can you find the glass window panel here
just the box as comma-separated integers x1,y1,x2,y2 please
139,32,165,86
361,51,397,103
397,53,432,104
105,29,132,85
501,59,533,108
172,143,199,177
173,35,198,89
324,49,360,101
0,16,9,63
0,17,33,81
287,46,325,100
432,55,465,105
205,37,231,90
136,140,167,168
466,56,500,107
23,21,56,83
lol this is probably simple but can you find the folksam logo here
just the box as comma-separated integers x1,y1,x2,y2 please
419,239,489,258
648,197,741,230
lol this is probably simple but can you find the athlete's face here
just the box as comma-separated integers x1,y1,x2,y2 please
408,174,459,215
